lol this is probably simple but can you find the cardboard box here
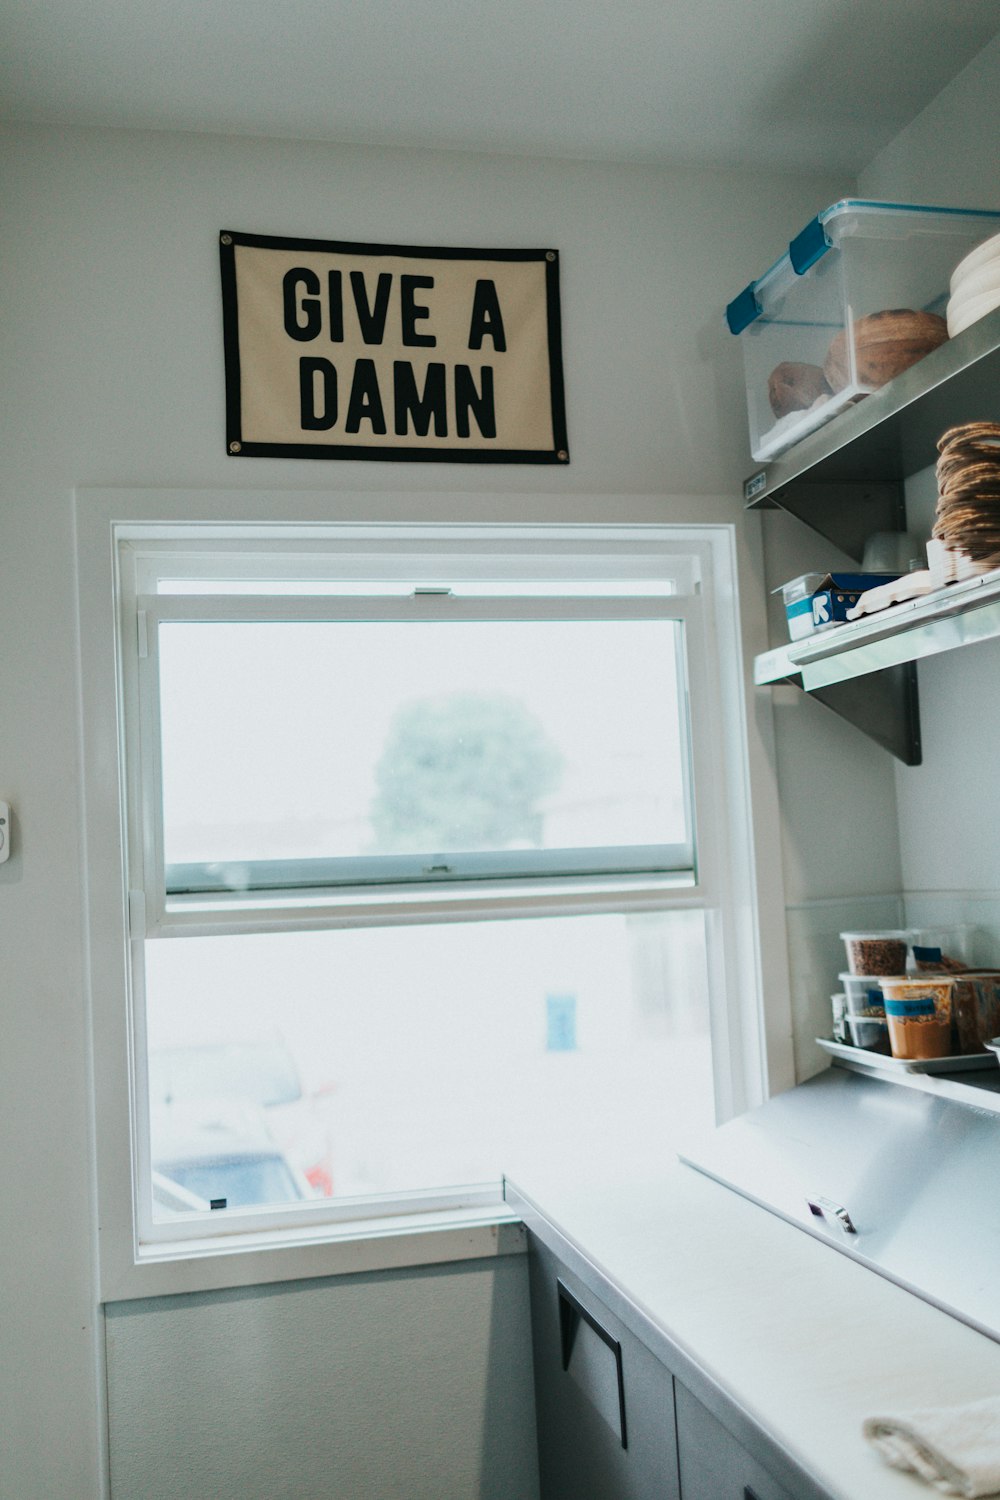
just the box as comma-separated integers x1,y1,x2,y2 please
777,572,901,640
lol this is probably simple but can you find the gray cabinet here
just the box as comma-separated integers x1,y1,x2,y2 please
526,1229,826,1500
675,1381,797,1500
528,1234,680,1500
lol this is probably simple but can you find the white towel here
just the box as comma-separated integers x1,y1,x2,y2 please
864,1397,1000,1496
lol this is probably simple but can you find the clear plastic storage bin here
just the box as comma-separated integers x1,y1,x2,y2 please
841,929,909,977
846,1014,890,1053
909,924,976,971
951,973,1000,1054
839,973,885,1016
881,976,955,1061
726,201,1000,462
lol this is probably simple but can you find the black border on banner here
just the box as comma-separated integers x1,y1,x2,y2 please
219,230,569,465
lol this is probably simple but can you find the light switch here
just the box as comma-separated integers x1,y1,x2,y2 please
0,802,10,863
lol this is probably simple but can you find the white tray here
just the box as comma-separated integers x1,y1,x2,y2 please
817,1036,998,1075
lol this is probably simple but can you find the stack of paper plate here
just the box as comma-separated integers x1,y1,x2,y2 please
933,422,1000,568
948,231,1000,337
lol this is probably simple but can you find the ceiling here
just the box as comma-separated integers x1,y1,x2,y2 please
4,0,1000,173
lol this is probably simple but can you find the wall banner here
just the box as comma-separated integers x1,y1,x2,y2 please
219,231,569,464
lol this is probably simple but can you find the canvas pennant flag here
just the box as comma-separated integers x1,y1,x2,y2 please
220,231,568,464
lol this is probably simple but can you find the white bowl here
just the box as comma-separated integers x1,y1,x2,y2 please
950,230,1000,294
950,251,1000,305
947,288,1000,338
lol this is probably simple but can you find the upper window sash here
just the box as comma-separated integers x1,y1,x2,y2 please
127,588,703,934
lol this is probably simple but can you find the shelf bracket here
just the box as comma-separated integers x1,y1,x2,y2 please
763,479,907,562
777,661,921,765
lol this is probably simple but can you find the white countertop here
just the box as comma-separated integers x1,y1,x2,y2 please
506,1159,1000,1500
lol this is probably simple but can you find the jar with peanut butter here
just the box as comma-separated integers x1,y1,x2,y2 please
881,976,955,1061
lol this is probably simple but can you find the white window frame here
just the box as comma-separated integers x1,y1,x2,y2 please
76,490,791,1301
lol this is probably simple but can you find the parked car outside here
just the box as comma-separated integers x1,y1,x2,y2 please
148,1036,336,1196
151,1100,313,1213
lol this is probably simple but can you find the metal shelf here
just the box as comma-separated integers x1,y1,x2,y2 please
756,568,1000,689
746,305,1000,761
743,304,1000,560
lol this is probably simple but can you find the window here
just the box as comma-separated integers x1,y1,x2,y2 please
80,511,773,1275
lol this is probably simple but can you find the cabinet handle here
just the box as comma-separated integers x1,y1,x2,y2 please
557,1279,628,1449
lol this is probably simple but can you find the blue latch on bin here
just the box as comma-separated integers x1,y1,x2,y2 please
725,282,762,335
789,214,832,275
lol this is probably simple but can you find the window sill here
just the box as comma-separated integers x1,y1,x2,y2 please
103,1203,525,1304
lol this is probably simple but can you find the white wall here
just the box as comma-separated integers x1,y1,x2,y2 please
0,121,846,1497
859,35,1000,210
859,35,1000,959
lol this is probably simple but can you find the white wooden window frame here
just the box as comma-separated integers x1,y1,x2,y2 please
76,492,790,1301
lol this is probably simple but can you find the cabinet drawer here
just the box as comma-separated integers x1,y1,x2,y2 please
528,1236,680,1500
675,1381,797,1500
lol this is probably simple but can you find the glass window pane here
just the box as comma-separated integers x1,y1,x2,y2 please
144,910,713,1219
157,619,689,868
